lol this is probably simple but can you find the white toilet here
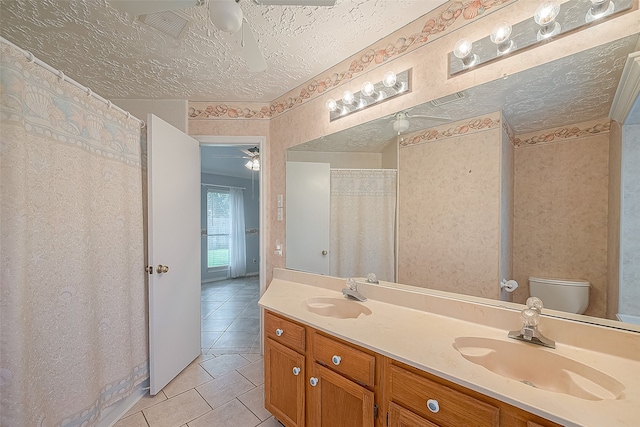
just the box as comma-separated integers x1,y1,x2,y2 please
528,276,590,314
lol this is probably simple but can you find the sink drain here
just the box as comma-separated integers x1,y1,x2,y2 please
521,380,537,388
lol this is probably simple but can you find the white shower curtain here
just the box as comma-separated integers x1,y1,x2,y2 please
229,187,246,278
0,41,147,426
329,169,397,282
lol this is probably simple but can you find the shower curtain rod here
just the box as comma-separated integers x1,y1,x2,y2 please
201,183,245,190
0,36,145,128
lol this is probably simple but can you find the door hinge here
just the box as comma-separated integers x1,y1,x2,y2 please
374,404,378,420
386,411,389,426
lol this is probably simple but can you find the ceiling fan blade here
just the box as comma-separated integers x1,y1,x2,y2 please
253,0,336,5
109,0,200,16
230,20,267,72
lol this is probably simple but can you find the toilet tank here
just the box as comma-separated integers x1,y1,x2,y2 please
528,276,590,314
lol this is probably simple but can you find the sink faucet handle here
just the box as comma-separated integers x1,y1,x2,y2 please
521,308,540,327
346,278,357,291
526,296,544,313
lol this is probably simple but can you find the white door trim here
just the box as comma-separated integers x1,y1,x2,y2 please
194,135,267,354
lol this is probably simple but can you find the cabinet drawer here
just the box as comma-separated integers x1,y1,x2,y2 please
388,365,499,427
312,332,375,388
265,311,305,353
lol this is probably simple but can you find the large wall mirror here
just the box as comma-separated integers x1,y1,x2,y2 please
286,34,640,331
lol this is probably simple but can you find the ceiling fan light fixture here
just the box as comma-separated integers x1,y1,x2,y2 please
245,158,260,171
209,0,243,33
393,113,410,134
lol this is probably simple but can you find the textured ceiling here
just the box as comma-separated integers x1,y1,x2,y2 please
0,0,447,101
290,34,640,153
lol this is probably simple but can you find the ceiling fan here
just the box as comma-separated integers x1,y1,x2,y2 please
385,110,451,137
108,0,337,72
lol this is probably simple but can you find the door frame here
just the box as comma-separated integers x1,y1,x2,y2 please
195,135,267,353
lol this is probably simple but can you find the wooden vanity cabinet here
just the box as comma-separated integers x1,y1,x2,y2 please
264,311,306,427
384,359,562,427
264,310,561,427
307,331,380,427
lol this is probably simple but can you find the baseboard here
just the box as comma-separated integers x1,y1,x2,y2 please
98,379,149,427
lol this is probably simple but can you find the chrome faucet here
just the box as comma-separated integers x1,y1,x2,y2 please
342,278,367,302
508,297,555,349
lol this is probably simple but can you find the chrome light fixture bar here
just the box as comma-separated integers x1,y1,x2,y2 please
448,0,632,76
327,69,412,122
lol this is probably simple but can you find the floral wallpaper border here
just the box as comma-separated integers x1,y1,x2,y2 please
399,114,502,148
188,0,514,121
514,118,611,148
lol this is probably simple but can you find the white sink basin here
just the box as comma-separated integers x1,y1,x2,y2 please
304,297,372,319
453,337,624,401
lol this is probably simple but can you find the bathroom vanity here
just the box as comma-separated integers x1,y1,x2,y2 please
259,269,640,427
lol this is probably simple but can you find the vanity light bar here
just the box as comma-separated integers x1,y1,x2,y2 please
448,0,632,76
327,69,412,122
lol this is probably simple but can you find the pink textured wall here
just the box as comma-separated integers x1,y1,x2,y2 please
397,113,503,299
513,130,609,318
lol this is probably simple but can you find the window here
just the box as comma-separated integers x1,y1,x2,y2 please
207,190,230,268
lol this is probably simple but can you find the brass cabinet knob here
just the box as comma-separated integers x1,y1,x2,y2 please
321,250,328,256
156,264,169,274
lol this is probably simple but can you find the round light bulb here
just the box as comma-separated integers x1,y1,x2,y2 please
490,22,512,45
453,38,473,59
534,1,560,26
342,90,354,105
382,71,397,88
361,81,375,96
326,98,337,111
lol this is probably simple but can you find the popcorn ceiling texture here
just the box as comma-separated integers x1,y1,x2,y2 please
0,0,486,104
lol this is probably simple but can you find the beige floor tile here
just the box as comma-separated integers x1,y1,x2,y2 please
114,412,149,427
196,371,256,410
237,385,271,421
241,353,263,363
163,364,213,398
188,399,260,427
237,360,264,386
123,391,167,418
190,353,215,365
200,353,250,377
257,417,284,426
208,347,253,355
143,389,211,427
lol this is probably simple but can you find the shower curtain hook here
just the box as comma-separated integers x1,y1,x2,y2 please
86,87,92,97
107,100,112,109
57,70,65,81
25,51,35,63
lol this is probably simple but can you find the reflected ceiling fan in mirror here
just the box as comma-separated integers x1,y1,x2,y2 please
108,0,336,72
385,110,451,137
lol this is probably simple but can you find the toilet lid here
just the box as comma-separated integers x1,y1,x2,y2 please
529,276,590,287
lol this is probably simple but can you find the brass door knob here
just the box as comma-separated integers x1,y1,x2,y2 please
321,250,328,255
156,264,169,274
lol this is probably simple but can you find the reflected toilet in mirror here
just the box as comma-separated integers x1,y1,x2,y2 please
529,277,591,315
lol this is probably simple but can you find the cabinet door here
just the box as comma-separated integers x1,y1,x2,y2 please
265,338,306,427
308,363,375,427
388,402,440,427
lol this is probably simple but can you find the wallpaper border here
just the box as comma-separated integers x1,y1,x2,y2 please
188,0,514,121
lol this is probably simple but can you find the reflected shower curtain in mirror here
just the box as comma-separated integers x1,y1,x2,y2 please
229,187,247,278
0,41,147,425
329,169,397,282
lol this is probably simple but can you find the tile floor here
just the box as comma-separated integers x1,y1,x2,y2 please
115,276,283,427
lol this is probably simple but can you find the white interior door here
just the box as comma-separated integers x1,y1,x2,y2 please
286,161,330,275
147,114,201,395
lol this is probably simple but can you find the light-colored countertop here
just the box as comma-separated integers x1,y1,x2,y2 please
258,269,640,427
